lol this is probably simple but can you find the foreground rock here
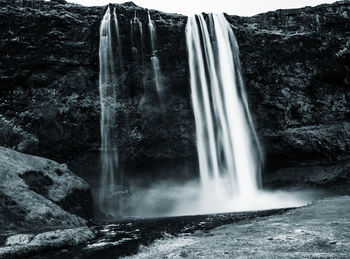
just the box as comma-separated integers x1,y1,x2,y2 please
0,227,95,259
0,146,93,239
125,196,350,258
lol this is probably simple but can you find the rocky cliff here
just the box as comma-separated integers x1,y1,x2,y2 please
1,0,349,182
228,3,350,169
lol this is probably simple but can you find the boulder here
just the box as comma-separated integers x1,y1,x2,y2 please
0,227,95,259
0,146,93,237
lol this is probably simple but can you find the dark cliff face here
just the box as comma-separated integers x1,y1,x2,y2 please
1,0,349,175
0,0,193,164
229,3,350,169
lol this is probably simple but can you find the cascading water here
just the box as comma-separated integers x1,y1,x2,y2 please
181,13,310,214
186,13,262,200
118,12,309,216
147,12,163,96
99,6,119,215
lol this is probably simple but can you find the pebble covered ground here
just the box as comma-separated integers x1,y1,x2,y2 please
126,196,350,258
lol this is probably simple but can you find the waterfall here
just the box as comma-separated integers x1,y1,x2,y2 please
186,14,262,199
95,9,308,217
99,6,119,214
148,12,162,96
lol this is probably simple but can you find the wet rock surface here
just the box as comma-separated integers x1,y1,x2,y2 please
264,159,350,193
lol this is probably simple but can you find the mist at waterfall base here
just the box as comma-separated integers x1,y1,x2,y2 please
98,9,312,218
108,179,313,217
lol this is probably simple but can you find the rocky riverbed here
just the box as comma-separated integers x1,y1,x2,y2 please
3,195,345,259
30,208,296,258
